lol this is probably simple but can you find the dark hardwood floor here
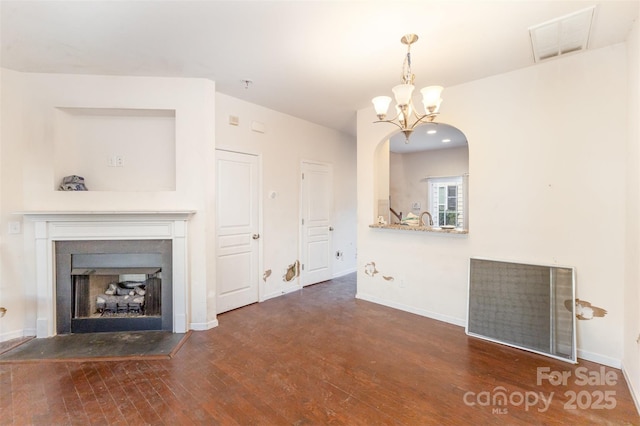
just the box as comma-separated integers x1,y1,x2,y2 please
1,273,638,425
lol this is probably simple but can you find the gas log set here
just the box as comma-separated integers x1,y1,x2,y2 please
96,281,147,315
91,278,161,317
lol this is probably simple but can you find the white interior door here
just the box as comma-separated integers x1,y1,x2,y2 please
216,150,260,314
300,161,332,286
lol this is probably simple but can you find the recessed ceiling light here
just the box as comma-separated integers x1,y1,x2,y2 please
427,129,437,134
442,139,451,143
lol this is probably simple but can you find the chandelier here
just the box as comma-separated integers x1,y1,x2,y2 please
372,34,443,143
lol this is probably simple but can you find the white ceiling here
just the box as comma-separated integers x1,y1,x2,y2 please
1,1,638,137
389,122,467,153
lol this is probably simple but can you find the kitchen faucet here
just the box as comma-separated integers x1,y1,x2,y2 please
420,211,433,226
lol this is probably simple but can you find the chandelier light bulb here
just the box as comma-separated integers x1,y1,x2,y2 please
421,85,444,113
392,84,415,106
372,96,392,119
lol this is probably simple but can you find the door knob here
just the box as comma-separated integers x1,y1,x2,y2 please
252,234,260,240
329,226,334,231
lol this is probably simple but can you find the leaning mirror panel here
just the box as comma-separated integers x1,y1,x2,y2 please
374,122,469,232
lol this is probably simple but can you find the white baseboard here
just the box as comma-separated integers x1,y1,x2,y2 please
260,270,355,302
576,349,621,368
622,362,640,416
189,319,219,331
355,292,466,327
356,292,626,372
0,329,28,342
262,285,300,302
332,268,356,279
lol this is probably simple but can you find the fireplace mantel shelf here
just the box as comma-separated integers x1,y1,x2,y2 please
18,210,196,221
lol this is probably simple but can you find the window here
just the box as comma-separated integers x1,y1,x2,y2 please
427,175,467,229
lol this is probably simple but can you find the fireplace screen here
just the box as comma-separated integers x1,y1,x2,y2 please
56,240,172,334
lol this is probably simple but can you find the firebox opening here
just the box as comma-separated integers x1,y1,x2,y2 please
71,252,162,322
56,240,173,334
72,271,162,320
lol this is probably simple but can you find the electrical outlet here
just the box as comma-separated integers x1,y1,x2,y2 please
412,202,421,210
108,155,124,167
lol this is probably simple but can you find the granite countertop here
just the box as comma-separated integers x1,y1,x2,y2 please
369,223,468,234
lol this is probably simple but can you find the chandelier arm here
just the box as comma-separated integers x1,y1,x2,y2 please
411,107,426,121
409,112,439,130
410,106,437,122
374,109,405,127
373,118,405,131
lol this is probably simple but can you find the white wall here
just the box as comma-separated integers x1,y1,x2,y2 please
1,69,28,340
52,107,177,191
623,17,640,410
215,93,357,300
0,70,357,341
0,70,217,337
357,43,629,367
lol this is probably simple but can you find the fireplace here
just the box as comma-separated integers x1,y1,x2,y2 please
56,240,172,334
21,211,193,338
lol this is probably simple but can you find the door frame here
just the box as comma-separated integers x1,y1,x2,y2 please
214,148,264,305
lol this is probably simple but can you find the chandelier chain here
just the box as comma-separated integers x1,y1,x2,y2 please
402,46,414,85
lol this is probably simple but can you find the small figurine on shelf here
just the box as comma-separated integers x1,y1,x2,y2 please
59,175,88,191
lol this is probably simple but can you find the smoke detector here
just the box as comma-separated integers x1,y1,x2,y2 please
529,6,595,63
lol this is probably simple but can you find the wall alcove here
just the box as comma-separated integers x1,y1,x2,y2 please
53,107,177,192
373,122,469,231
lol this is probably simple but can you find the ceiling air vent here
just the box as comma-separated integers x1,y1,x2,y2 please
529,6,595,63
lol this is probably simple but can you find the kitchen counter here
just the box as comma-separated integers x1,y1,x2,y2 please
369,224,468,234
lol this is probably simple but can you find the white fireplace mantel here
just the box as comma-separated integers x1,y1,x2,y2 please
20,210,195,338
